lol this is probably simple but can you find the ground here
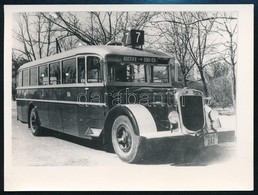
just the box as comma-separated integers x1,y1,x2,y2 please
11,101,237,166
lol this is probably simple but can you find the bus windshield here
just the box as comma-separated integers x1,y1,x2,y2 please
108,62,170,84
108,62,147,82
150,65,169,83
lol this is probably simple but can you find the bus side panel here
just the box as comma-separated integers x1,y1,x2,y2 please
33,88,49,128
36,102,49,128
61,88,79,136
21,89,29,123
87,87,106,130
77,87,106,138
16,89,23,121
62,104,78,136
77,105,91,137
49,103,63,132
48,88,63,132
86,106,105,129
77,106,106,138
16,100,23,121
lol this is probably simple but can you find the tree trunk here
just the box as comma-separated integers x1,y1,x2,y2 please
232,64,236,106
199,68,208,97
183,75,187,86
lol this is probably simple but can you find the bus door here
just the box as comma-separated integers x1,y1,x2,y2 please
77,55,106,138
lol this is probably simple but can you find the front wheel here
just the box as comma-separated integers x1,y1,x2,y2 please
29,108,42,136
111,115,143,163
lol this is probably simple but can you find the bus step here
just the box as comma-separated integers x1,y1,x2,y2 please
85,127,102,138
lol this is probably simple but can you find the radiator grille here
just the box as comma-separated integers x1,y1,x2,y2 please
179,96,204,131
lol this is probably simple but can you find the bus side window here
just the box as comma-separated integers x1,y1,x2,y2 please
29,67,37,86
62,58,76,84
78,57,85,83
22,69,29,87
87,56,102,83
17,71,23,87
38,65,49,85
50,62,61,85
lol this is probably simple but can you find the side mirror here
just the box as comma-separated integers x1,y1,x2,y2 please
204,97,212,105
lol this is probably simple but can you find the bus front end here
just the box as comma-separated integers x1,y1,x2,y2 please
135,86,236,154
105,53,235,163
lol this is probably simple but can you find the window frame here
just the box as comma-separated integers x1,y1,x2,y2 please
77,55,86,84
29,67,38,86
49,61,61,85
22,69,29,87
16,54,105,89
106,57,172,87
107,62,147,83
150,64,170,84
85,55,104,86
17,70,23,87
38,64,49,86
61,57,77,84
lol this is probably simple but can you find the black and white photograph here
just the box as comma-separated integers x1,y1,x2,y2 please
4,4,253,191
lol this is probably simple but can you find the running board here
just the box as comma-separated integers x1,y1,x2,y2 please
85,127,102,138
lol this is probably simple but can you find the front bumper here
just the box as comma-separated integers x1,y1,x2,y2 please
141,129,235,145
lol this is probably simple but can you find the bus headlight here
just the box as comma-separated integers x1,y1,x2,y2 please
209,109,219,122
168,111,179,124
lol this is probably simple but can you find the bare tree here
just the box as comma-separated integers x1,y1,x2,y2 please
40,11,158,46
46,19,54,56
12,10,238,109
182,12,219,96
154,12,195,86
41,12,124,45
217,13,237,105
130,12,158,30
13,11,159,61
13,13,34,61
13,12,59,60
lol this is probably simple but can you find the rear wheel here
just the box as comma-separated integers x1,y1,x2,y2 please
111,115,143,163
29,108,42,136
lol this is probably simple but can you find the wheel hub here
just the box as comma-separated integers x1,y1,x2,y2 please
31,112,37,131
116,125,132,152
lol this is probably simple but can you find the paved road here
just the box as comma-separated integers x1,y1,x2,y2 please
12,101,237,166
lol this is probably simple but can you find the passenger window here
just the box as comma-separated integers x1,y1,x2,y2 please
17,71,22,87
38,65,49,85
78,57,85,83
62,58,76,84
87,56,102,83
50,62,61,85
29,67,38,86
22,69,29,87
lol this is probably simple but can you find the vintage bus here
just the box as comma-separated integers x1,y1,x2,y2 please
16,30,235,163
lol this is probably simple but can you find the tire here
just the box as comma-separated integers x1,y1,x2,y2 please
111,115,143,163
29,108,42,136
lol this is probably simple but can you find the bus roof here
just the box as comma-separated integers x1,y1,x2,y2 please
19,45,171,70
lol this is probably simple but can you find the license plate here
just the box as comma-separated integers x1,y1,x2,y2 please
204,133,218,146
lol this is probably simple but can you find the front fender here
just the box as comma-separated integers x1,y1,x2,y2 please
123,104,157,136
204,105,221,131
104,104,157,137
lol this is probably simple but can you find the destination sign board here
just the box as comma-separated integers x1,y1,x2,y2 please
122,56,157,63
123,30,144,46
